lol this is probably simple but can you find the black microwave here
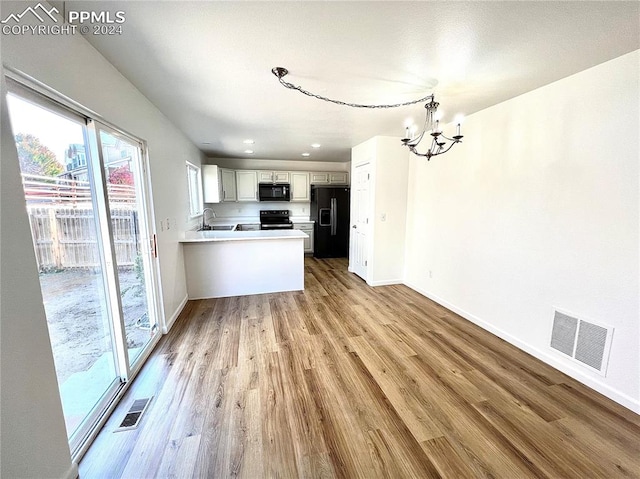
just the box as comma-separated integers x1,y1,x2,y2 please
259,183,290,201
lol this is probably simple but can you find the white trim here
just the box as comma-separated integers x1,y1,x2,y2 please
163,294,188,334
368,278,403,287
404,281,640,414
62,462,79,479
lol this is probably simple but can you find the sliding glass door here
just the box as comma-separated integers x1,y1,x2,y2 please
95,125,159,367
6,82,160,453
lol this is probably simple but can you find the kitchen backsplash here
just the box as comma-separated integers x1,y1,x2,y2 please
204,201,310,219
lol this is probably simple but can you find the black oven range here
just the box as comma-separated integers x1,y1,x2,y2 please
259,210,294,230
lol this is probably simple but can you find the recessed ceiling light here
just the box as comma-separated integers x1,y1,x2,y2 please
311,143,321,148
243,139,254,144
244,149,254,154
301,153,310,157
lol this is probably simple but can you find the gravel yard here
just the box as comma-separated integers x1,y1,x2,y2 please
39,268,151,385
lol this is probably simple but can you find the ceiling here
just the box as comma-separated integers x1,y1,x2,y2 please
64,1,639,163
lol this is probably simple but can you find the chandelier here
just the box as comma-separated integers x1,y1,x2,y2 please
401,97,463,160
271,67,464,161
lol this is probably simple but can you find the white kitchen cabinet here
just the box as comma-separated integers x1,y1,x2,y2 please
258,171,274,183
294,223,314,253
310,172,329,184
236,170,258,202
220,169,237,202
274,171,290,183
203,164,221,203
329,172,349,184
309,172,349,185
259,171,290,183
238,223,260,231
289,172,310,202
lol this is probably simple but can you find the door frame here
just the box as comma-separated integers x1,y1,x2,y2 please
349,161,372,282
5,69,166,460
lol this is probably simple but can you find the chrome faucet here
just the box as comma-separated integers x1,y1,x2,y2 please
202,208,216,230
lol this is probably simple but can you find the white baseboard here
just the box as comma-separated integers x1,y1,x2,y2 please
368,278,403,287
162,294,188,334
404,281,640,415
63,462,79,479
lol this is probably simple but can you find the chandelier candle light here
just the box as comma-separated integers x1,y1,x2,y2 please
271,66,464,160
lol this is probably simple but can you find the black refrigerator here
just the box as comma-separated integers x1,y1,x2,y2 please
310,185,351,258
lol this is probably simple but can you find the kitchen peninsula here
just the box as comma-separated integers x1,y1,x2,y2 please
180,229,307,298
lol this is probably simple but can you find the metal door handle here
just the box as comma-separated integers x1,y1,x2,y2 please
330,198,337,236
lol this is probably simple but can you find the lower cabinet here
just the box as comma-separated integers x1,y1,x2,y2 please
294,223,314,253
239,223,260,231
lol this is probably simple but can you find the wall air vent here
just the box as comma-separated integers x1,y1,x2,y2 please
550,309,613,376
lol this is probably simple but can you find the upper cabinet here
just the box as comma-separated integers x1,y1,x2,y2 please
259,170,290,183
204,165,349,203
203,164,221,203
220,168,237,202
236,170,258,202
329,172,349,184
274,171,290,183
310,171,349,185
203,165,238,203
258,171,274,183
290,172,310,202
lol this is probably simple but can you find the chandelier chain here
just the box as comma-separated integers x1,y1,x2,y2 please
274,71,434,109
271,66,464,161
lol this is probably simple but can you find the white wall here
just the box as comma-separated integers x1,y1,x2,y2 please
404,51,640,412
351,136,409,286
371,137,409,284
209,157,350,172
1,2,205,476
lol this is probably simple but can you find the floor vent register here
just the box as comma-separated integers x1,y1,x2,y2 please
114,397,153,432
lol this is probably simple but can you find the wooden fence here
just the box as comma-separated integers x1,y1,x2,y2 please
28,206,140,271
22,173,136,205
23,174,140,271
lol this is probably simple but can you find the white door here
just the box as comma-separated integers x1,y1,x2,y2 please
351,163,370,280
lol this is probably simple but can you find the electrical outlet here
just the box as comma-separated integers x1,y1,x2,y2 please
429,270,433,278
166,217,171,230
381,213,386,222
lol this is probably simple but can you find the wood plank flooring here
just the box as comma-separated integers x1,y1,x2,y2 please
80,257,640,479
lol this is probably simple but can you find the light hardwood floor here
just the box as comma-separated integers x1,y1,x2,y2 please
80,257,640,479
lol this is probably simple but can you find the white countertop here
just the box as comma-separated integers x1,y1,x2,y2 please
181,229,309,243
